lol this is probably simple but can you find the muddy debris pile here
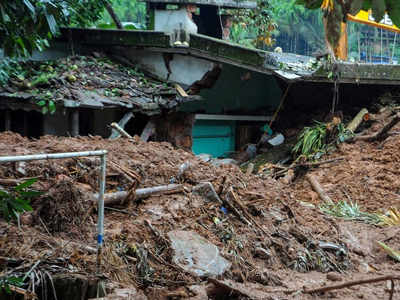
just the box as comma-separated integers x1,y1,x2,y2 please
1,106,400,300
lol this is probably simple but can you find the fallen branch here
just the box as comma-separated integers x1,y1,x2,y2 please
274,157,345,177
93,184,183,206
303,275,399,299
7,285,38,299
306,174,333,203
353,112,400,142
228,188,269,235
223,192,251,226
105,1,123,29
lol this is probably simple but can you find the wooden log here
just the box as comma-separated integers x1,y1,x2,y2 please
353,112,400,142
93,184,183,206
306,174,333,203
109,112,134,139
110,122,133,139
346,108,368,133
174,84,188,97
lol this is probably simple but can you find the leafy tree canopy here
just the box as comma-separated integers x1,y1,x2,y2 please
0,0,107,57
296,0,400,48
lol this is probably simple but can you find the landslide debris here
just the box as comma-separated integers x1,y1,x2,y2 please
1,106,400,299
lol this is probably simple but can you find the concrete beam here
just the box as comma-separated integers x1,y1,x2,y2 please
141,0,257,9
60,28,172,48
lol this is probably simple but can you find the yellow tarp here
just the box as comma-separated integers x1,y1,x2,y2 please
348,10,400,33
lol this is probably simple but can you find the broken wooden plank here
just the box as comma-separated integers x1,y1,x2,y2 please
109,112,134,139
110,122,133,139
174,84,188,97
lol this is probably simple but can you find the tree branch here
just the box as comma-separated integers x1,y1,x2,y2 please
105,1,123,29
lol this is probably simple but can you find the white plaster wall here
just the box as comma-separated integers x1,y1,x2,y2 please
154,9,197,34
121,49,215,86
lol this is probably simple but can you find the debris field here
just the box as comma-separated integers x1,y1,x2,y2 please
0,106,400,300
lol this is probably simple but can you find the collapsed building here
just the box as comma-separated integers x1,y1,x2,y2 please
1,0,400,157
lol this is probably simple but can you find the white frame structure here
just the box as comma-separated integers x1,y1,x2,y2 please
0,150,108,272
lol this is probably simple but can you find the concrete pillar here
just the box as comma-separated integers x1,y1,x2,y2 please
70,109,80,137
4,110,11,131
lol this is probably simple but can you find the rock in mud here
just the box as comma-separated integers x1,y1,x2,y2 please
167,230,231,277
192,182,221,203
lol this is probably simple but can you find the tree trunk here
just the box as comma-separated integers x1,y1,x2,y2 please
346,108,368,133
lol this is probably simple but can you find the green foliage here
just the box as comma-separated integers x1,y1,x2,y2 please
0,276,24,295
320,199,382,224
0,0,107,57
230,0,276,49
296,0,400,50
0,178,41,222
293,121,328,158
293,120,352,160
270,0,325,54
95,0,146,29
37,96,56,115
0,58,25,86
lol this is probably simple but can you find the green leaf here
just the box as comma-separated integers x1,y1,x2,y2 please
37,100,46,106
45,12,58,35
14,178,37,191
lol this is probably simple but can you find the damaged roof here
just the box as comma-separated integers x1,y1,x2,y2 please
61,28,400,85
0,54,200,115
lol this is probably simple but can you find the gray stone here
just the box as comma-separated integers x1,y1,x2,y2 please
167,230,231,277
211,158,238,167
192,182,222,203
196,153,212,163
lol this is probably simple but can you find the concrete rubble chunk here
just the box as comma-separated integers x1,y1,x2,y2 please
196,153,212,162
211,158,238,167
192,182,222,203
167,230,231,277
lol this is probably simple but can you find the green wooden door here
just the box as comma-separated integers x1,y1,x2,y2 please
192,120,235,157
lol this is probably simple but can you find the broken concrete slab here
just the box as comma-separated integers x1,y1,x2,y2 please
192,182,221,203
167,230,231,277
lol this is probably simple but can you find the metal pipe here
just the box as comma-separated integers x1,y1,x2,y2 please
0,150,108,274
0,150,107,163
96,153,106,274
